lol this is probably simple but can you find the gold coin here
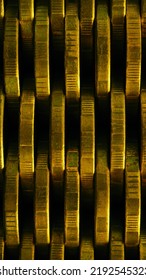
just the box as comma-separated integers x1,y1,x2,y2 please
50,226,64,260
19,0,34,53
141,90,146,181
142,0,146,38
0,91,4,170
50,0,65,50
35,0,50,99
95,139,110,246
126,0,141,97
4,145,19,246
50,89,65,194
111,88,125,193
65,148,79,248
80,0,95,52
35,142,50,245
110,226,124,260
20,230,34,260
19,90,35,192
4,4,20,99
80,88,95,202
125,142,141,246
65,2,80,104
111,0,126,39
80,237,94,260
95,0,110,96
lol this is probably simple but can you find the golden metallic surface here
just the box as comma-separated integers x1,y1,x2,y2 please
50,0,65,49
110,226,124,260
4,145,19,246
35,142,50,245
80,0,95,51
95,139,110,246
4,4,20,99
111,88,125,193
50,226,64,260
80,237,94,260
50,89,65,194
111,0,126,23
141,90,146,180
0,0,3,17
142,0,146,37
0,0,146,260
35,0,50,99
65,2,80,103
140,231,146,260
65,148,79,248
80,88,95,202
95,0,110,96
126,0,141,97
19,0,34,52
0,92,4,170
19,90,35,192
20,230,34,260
125,142,141,247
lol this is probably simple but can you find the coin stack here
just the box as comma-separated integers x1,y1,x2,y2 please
0,0,145,260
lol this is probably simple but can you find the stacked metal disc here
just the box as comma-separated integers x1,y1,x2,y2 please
0,0,145,259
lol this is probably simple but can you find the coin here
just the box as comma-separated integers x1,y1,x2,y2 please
80,87,95,203
35,0,50,99
95,0,110,96
65,148,79,247
35,142,50,245
125,142,141,246
19,90,35,192
65,2,80,104
50,89,65,196
4,144,19,246
4,4,20,99
95,139,110,246
126,0,141,97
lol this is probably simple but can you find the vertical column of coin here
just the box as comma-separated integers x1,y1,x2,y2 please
65,149,80,258
34,2,50,259
3,1,20,259
95,0,110,259
125,0,141,259
64,1,79,259
110,90,125,260
35,142,50,259
110,0,126,260
80,88,95,260
80,0,95,260
49,0,65,260
50,90,65,259
140,0,146,260
4,144,19,259
19,89,35,258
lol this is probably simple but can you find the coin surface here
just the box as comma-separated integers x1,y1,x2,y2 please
19,90,35,192
35,0,50,99
65,148,79,248
95,0,110,96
